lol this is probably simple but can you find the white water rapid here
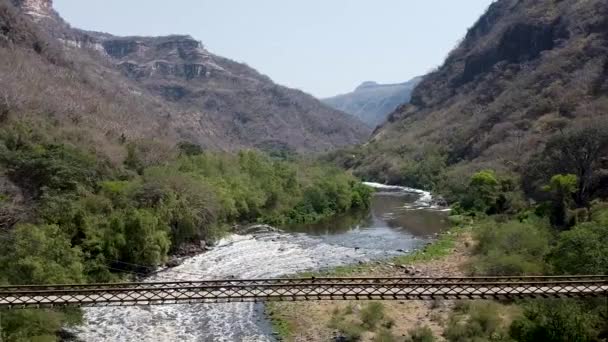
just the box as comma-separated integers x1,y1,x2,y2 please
71,184,448,341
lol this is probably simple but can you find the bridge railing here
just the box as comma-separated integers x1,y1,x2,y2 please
1,275,607,291
0,276,606,308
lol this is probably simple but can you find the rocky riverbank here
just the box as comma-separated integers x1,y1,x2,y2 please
266,226,474,341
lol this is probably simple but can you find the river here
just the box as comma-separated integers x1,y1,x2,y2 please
71,183,449,341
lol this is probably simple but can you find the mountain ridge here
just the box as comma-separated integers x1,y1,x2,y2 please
323,76,422,127
3,0,370,153
337,0,608,186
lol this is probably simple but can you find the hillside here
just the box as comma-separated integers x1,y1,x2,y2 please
1,0,370,153
323,77,422,127
345,0,608,185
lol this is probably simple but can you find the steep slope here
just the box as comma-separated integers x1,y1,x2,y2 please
1,0,179,155
354,0,608,182
3,0,370,153
91,34,370,152
323,77,422,127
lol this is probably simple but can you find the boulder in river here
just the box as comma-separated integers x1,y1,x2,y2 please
238,224,280,234
431,196,448,207
166,258,182,268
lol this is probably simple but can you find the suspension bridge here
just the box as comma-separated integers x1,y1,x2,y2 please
1,276,606,309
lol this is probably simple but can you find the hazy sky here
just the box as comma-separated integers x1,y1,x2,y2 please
54,0,494,98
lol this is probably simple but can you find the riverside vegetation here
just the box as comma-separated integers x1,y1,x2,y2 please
0,120,372,341
271,124,608,341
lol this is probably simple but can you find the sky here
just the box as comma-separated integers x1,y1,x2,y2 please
54,0,495,98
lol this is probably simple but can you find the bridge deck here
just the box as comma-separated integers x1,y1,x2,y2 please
1,276,606,309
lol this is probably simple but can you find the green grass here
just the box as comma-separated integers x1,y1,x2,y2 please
294,225,468,278
393,226,466,266
266,302,294,340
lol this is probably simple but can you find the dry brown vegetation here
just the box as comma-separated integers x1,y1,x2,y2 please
348,0,608,185
1,0,370,158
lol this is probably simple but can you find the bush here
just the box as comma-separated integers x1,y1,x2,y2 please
360,302,385,330
444,301,511,342
473,219,550,276
510,300,601,342
329,312,365,341
374,329,398,342
329,302,394,341
405,325,436,342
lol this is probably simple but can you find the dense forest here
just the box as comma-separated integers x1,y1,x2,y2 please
0,119,371,340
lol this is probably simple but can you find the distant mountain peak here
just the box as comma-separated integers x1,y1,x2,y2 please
324,77,423,127
356,81,380,90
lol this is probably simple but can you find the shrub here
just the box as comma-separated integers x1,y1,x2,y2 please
510,300,600,342
444,301,511,342
329,302,395,341
328,311,365,341
405,325,436,342
360,302,385,330
473,219,550,276
374,329,398,342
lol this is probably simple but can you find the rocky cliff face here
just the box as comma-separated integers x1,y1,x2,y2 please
368,0,608,171
323,77,422,127
85,32,370,151
4,0,369,152
12,0,52,19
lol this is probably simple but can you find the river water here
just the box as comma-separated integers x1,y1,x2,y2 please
72,183,449,341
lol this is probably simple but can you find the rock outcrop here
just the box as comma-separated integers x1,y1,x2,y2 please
12,0,52,19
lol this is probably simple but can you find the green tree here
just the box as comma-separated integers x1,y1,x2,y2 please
0,224,85,341
121,209,171,267
3,144,103,198
542,174,578,227
523,125,608,206
459,170,500,214
550,205,608,275
0,224,85,284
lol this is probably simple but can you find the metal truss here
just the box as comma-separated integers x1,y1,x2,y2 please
1,276,606,309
